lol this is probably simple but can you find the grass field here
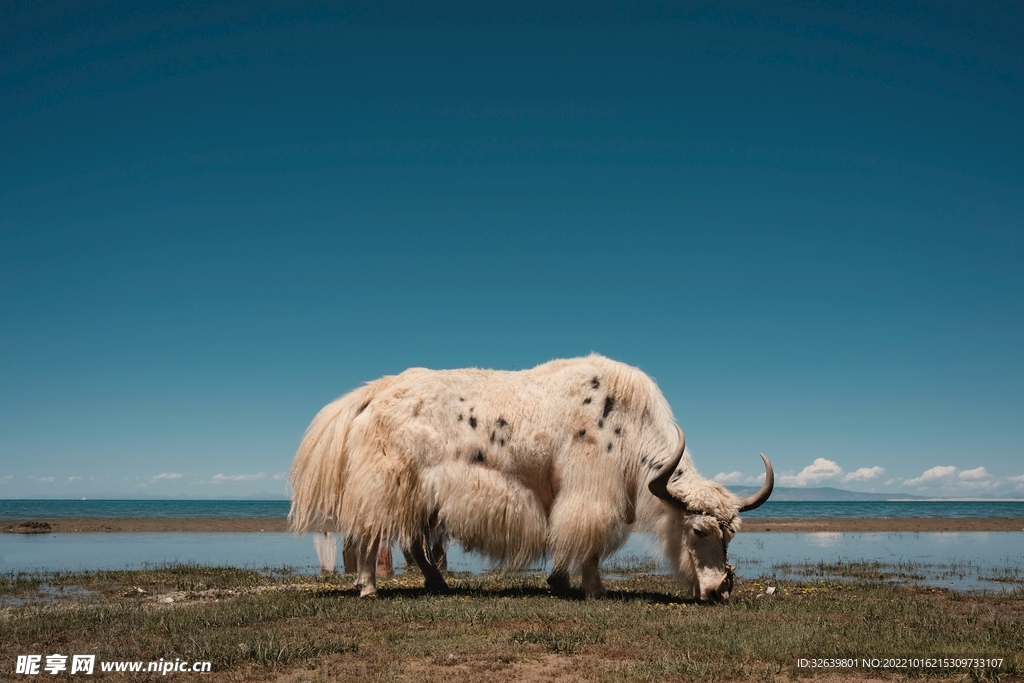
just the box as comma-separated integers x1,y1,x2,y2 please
2,561,1022,682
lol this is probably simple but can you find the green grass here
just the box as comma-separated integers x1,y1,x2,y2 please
2,562,1022,682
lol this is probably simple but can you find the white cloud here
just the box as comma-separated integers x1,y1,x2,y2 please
271,472,287,480
1009,474,1024,483
0,475,12,484
714,471,750,485
958,467,989,481
903,465,957,487
39,476,56,483
778,458,844,487
209,472,267,483
714,470,767,486
901,465,998,491
843,466,885,483
151,472,184,481
66,476,81,482
898,465,1004,493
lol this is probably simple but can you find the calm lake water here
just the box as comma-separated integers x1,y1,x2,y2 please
3,499,1022,591
3,531,1022,592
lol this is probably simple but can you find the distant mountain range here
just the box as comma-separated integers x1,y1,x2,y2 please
726,486,928,502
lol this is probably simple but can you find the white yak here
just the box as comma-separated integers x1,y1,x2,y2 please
289,354,773,601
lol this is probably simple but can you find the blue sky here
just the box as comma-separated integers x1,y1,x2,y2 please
2,1,1022,499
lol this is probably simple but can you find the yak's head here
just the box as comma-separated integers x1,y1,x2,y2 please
650,428,773,603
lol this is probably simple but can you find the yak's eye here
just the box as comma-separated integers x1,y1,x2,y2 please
692,527,707,538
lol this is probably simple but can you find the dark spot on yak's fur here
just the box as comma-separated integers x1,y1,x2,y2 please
496,417,508,428
459,397,465,402
614,427,622,435
577,429,587,438
490,431,496,443
591,377,600,389
499,438,505,447
671,471,682,482
469,416,478,429
607,442,613,452
598,419,604,429
458,414,463,421
583,397,592,404
472,450,485,463
641,455,648,464
603,396,615,418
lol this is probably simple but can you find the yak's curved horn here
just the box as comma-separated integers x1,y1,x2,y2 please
738,454,774,512
648,426,688,510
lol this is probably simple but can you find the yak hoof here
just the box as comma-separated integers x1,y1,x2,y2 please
359,586,378,599
424,576,450,593
546,572,571,594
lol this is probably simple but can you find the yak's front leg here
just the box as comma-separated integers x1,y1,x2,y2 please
355,535,381,598
546,567,571,594
580,554,606,598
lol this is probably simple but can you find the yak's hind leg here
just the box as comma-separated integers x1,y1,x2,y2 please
314,532,337,575
354,535,381,598
430,535,447,570
580,553,606,598
409,536,449,593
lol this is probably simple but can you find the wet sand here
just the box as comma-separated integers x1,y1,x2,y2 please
3,518,291,533
3,517,1023,534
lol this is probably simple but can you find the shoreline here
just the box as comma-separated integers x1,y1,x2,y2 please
3,517,1023,534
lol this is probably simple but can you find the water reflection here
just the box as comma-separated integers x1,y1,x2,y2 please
727,532,1024,591
2,531,1022,592
804,532,844,547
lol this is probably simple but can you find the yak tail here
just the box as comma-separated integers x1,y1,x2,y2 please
288,382,378,534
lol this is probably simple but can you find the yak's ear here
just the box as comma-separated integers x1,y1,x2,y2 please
648,426,688,511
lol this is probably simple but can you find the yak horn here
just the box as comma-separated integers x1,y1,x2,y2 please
648,426,688,510
738,454,774,512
